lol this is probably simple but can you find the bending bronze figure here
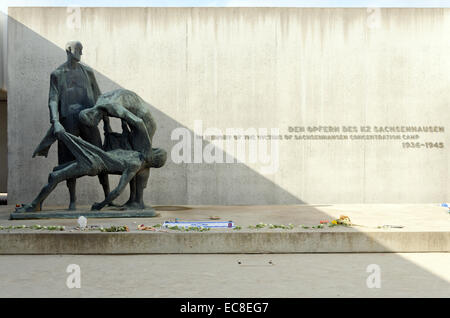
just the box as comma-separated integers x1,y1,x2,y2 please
17,89,166,212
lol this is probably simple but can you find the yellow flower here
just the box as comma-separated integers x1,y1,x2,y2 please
331,220,338,225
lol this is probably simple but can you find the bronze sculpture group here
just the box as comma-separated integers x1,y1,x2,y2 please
16,41,166,212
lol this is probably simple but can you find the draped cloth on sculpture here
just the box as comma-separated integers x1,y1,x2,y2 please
32,125,113,172
57,131,109,176
32,88,167,171
33,128,165,173
32,126,57,158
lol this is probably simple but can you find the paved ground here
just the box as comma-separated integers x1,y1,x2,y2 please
0,253,448,298
1,204,449,232
1,204,448,297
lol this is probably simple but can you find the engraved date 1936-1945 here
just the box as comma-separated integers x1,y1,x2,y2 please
402,142,444,149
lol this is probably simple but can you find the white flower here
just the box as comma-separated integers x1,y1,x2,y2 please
77,216,87,229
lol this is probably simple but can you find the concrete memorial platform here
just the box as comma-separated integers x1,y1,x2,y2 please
1,204,449,254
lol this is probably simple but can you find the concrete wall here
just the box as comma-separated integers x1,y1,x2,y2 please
0,11,6,193
0,11,6,91
7,7,450,205
0,99,6,193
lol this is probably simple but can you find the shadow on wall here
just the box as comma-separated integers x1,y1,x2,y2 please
7,10,305,207
4,10,450,293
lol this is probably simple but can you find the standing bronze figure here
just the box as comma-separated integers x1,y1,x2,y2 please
32,41,111,210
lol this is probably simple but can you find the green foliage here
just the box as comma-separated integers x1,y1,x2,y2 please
0,224,65,231
248,223,294,230
100,225,129,232
167,225,210,232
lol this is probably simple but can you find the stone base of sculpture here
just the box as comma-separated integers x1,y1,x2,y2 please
10,206,159,220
